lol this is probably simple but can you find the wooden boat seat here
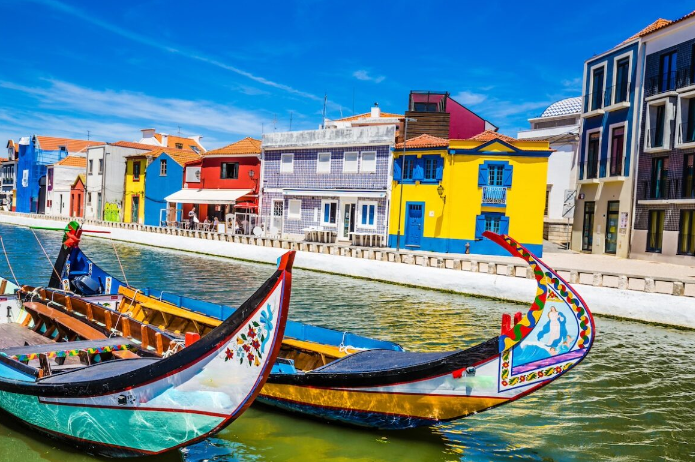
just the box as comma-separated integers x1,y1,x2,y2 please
312,349,457,374
0,323,54,349
23,302,106,341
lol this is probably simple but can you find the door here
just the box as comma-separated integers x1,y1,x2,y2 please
37,176,46,214
605,201,619,254
340,200,356,241
97,192,102,219
131,195,140,223
405,202,424,247
271,200,283,235
582,201,595,252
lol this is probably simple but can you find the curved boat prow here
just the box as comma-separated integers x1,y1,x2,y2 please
483,231,595,393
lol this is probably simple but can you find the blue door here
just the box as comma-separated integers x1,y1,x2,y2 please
405,202,424,247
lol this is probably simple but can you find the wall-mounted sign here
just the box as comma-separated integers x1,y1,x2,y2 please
185,166,201,183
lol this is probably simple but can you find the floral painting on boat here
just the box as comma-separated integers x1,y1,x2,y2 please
225,303,274,367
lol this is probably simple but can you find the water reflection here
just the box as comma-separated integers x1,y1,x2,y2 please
0,224,694,461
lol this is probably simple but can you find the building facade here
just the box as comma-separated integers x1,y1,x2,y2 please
44,156,87,217
69,174,86,218
518,97,581,246
261,125,396,242
14,136,103,213
573,35,643,257
632,12,695,262
2,141,18,211
389,132,550,256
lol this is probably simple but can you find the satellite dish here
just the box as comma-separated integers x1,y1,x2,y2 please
253,226,263,237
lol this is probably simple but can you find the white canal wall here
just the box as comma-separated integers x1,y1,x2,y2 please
1,213,694,330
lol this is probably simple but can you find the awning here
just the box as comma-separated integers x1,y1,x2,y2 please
235,202,258,209
164,188,252,205
282,189,386,199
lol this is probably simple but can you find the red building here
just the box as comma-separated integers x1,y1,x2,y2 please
165,137,261,233
69,174,85,218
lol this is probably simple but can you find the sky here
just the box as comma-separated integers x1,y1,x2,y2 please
0,0,691,149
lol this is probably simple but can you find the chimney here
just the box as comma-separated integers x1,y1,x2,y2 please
141,128,156,139
160,133,168,147
371,102,381,119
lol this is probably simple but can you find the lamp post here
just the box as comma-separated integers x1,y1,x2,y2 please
395,117,417,251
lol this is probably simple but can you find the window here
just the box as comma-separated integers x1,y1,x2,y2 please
424,157,437,181
58,145,66,153
683,154,694,198
360,151,376,173
478,161,512,187
682,96,695,144
590,66,605,111
582,202,595,251
586,132,600,179
654,105,666,147
87,192,92,205
646,210,665,253
160,159,167,176
615,57,630,104
679,210,695,255
220,162,239,179
175,142,184,149
287,199,301,219
489,165,504,186
98,158,104,174
485,215,501,234
544,188,550,217
133,161,141,181
651,157,669,199
359,201,377,227
280,154,294,173
691,44,695,86
321,200,338,225
414,102,438,112
88,159,93,174
475,213,509,238
317,152,331,173
343,152,358,173
659,50,677,93
609,126,625,176
402,157,415,180
646,101,670,150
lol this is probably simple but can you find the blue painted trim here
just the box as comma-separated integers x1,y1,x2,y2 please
482,203,507,208
387,234,542,257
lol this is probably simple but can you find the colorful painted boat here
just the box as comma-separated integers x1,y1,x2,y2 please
0,247,293,457
52,222,595,429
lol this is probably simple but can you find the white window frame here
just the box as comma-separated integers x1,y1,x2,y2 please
160,159,167,176
317,152,331,174
287,199,302,220
360,151,377,173
606,122,627,177
343,152,358,173
280,153,294,174
587,62,607,112
320,199,338,226
87,192,92,205
358,200,378,228
676,90,695,148
645,98,673,152
610,51,633,106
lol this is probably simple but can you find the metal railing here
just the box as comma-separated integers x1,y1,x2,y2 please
1,178,13,185
582,160,599,180
605,82,631,106
481,186,507,205
584,90,605,112
609,154,625,177
645,70,680,97
642,178,682,200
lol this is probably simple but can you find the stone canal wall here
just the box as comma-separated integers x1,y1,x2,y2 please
2,211,694,329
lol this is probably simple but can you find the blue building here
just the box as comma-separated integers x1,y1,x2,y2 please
14,136,104,213
572,26,650,257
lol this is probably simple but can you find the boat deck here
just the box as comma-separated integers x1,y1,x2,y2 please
0,323,53,349
313,349,456,374
40,357,160,383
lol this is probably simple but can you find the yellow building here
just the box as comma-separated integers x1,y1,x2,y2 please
388,132,551,256
123,155,146,224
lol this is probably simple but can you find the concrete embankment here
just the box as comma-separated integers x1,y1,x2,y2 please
2,213,694,329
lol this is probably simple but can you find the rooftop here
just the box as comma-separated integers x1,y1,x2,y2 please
467,130,517,143
35,136,105,153
336,111,403,122
72,174,86,186
110,141,165,151
154,133,205,152
395,134,449,149
126,148,201,167
53,156,87,168
204,137,261,156
539,97,582,118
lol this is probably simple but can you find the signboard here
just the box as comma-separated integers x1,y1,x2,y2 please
21,170,28,188
562,189,577,219
619,212,629,234
185,166,201,183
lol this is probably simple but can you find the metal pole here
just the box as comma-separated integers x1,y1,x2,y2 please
395,118,410,250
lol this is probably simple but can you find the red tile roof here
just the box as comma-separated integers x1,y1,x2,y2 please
154,134,205,152
110,141,163,150
467,130,516,143
0,158,7,163
336,111,404,121
395,134,449,149
621,18,672,44
35,136,104,153
53,156,87,168
126,148,201,167
204,137,261,156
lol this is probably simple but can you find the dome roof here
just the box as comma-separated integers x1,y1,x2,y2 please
540,97,582,118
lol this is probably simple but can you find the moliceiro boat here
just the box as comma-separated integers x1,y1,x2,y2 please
52,222,595,430
0,242,294,457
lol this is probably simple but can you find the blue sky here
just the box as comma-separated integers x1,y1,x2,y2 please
0,1,691,149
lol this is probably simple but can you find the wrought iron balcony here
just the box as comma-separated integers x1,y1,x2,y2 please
641,179,682,200
604,82,632,106
583,89,605,113
482,186,507,205
645,70,685,97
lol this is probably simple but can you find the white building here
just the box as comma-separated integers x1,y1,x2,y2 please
137,128,206,153
45,156,86,217
518,97,581,246
1,141,18,211
84,142,153,221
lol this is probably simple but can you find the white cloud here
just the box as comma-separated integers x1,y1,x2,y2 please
452,91,487,106
352,70,386,84
561,77,582,91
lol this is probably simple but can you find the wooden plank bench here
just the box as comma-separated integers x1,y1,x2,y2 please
23,302,106,341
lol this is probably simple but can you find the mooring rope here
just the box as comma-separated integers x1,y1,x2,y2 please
110,239,129,287
30,229,62,285
0,236,20,288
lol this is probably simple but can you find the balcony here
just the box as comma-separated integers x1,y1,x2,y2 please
645,70,686,98
582,90,606,117
604,82,632,111
482,186,507,206
580,160,599,182
640,178,687,201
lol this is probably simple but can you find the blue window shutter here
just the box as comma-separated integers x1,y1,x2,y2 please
478,163,489,186
500,216,510,235
475,214,486,239
435,157,444,181
413,157,424,181
393,157,402,181
361,204,367,225
369,205,375,225
502,164,513,187
324,204,329,223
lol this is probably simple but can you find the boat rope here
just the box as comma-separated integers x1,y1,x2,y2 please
337,331,357,354
0,236,20,288
110,239,129,287
110,289,139,338
163,339,185,357
30,229,62,285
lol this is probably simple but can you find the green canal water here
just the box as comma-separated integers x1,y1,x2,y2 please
0,223,693,461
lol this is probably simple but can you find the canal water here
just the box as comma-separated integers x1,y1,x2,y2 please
0,223,693,461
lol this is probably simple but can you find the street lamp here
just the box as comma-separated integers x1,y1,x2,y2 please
437,184,446,200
